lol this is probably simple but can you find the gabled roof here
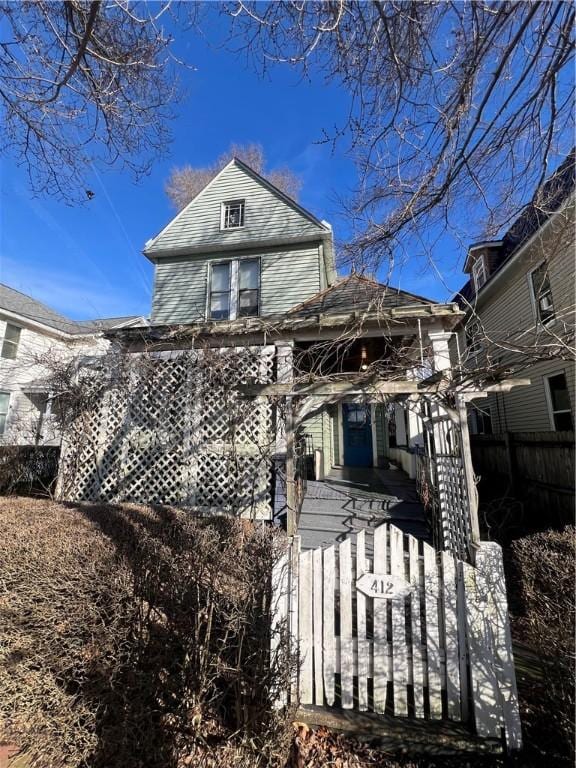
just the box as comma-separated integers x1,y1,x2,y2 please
143,157,333,260
0,283,143,336
287,273,435,319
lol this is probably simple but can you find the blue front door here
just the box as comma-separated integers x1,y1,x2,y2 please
343,403,373,467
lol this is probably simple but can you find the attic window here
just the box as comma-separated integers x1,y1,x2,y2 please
221,200,245,230
472,256,487,292
530,261,555,324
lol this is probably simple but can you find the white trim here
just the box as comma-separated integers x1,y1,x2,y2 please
527,260,556,327
338,402,344,465
471,255,488,292
472,190,575,307
370,403,378,467
543,371,573,431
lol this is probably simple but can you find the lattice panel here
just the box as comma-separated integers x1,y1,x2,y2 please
61,346,277,519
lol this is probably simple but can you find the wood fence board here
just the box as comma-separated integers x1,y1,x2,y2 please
442,551,461,720
339,538,354,708
290,536,300,702
373,524,388,714
299,548,314,704
462,562,501,739
476,543,522,750
323,545,336,706
271,549,289,708
423,542,443,718
313,547,324,705
390,525,409,716
408,535,425,718
356,530,369,711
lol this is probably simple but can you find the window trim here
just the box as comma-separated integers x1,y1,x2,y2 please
208,260,232,321
0,391,10,436
1,323,22,360
237,257,261,319
528,260,556,326
207,256,261,321
472,255,488,293
544,372,573,431
220,199,245,231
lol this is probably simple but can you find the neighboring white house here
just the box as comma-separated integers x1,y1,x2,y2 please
0,284,145,446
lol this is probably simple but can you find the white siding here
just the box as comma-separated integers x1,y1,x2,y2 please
147,161,326,255
0,316,107,445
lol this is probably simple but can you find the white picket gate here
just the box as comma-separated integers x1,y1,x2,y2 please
272,524,522,752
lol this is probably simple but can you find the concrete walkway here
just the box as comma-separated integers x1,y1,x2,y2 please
297,463,429,551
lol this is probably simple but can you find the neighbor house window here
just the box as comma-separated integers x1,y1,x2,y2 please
530,262,555,324
209,261,231,320
238,258,260,317
545,373,573,431
0,391,10,435
472,256,487,292
221,200,245,230
1,323,21,359
467,404,493,435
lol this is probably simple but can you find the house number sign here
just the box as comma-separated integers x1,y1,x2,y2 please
356,573,413,599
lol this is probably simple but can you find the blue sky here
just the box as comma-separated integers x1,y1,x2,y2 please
0,13,471,321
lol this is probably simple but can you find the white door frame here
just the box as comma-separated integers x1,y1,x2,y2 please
338,401,378,468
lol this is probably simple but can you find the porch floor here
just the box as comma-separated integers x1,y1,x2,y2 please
298,462,429,551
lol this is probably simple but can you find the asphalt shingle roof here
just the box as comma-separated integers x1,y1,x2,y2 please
287,274,435,319
0,283,141,335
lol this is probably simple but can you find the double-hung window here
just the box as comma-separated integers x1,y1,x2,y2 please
209,258,260,321
1,323,21,359
545,373,573,431
472,256,487,293
0,392,10,435
238,258,260,317
530,262,555,324
209,262,232,320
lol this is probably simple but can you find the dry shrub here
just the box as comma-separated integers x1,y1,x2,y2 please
0,498,291,768
507,527,575,766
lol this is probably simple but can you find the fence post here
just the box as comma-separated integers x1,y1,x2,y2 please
503,431,517,494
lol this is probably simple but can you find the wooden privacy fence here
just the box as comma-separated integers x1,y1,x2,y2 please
272,524,522,752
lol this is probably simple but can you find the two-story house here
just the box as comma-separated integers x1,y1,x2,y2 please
0,283,143,446
452,153,575,525
61,157,470,538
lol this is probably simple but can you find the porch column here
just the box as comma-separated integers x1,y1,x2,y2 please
394,403,407,446
428,330,453,376
276,342,297,536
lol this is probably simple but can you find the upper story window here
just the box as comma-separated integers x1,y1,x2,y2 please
209,261,231,320
0,391,10,435
1,323,21,359
545,372,573,431
530,262,555,324
221,200,245,230
209,258,260,321
471,256,487,293
238,258,260,317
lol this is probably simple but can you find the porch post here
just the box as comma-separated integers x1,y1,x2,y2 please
457,394,481,551
276,342,296,536
428,330,452,376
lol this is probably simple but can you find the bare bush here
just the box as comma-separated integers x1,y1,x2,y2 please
0,498,291,768
507,527,575,766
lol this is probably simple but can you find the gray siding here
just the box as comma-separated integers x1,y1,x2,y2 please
151,244,321,325
470,198,575,433
148,161,325,255
152,259,208,324
261,246,321,315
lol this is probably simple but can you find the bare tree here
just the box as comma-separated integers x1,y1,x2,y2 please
223,1,574,273
0,1,190,202
165,142,302,211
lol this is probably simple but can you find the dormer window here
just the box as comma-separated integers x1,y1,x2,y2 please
472,256,487,293
221,200,245,230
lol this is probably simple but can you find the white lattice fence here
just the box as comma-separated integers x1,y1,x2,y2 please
60,346,277,518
